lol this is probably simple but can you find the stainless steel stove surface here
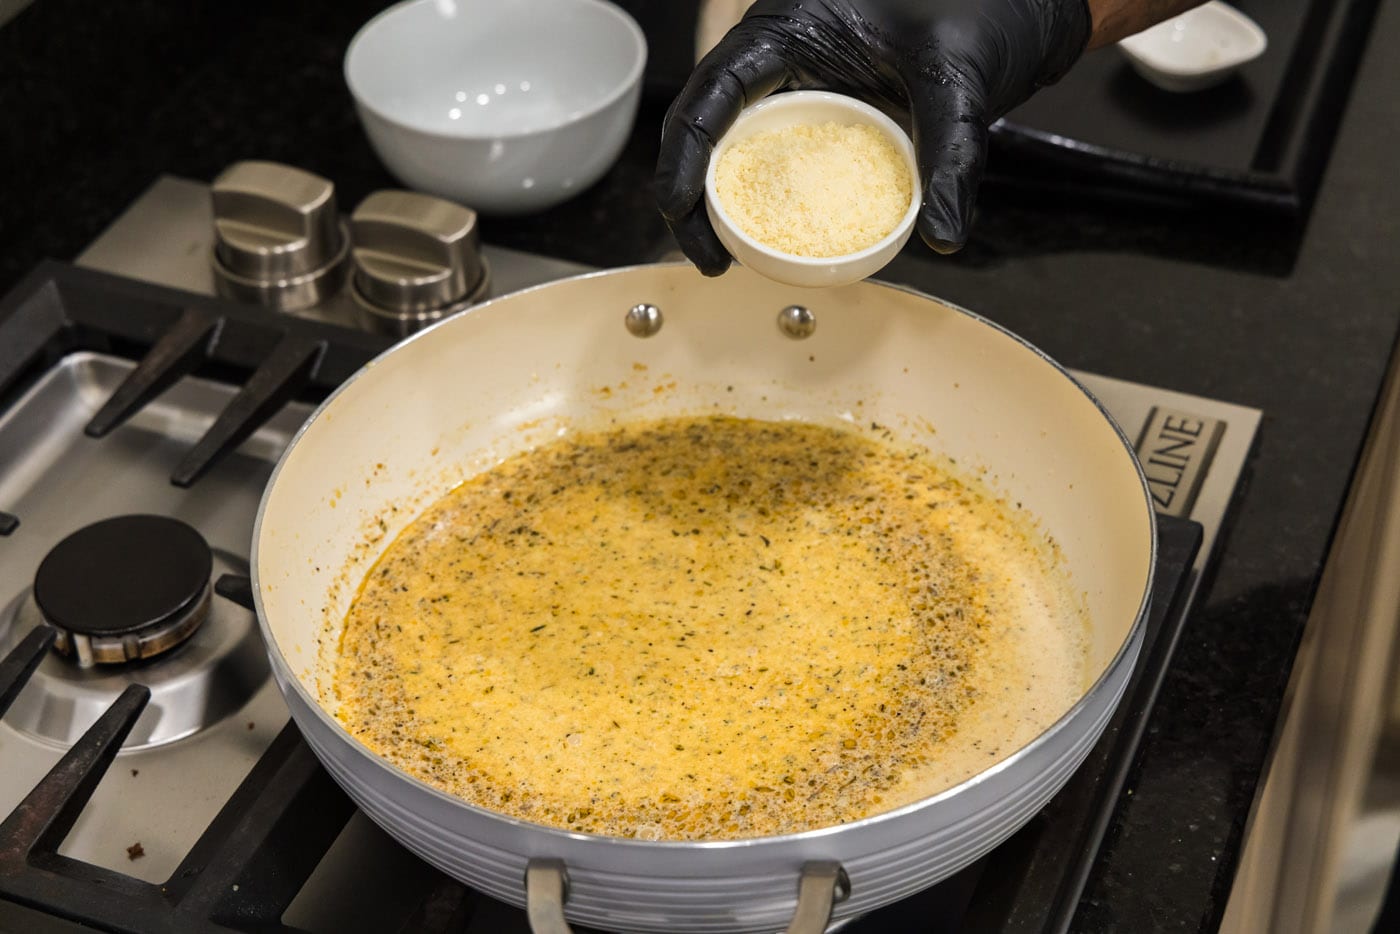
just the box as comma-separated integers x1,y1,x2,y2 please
0,173,1260,933
0,354,307,884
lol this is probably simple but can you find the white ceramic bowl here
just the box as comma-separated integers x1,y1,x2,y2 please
1118,1,1267,93
345,0,646,215
704,91,920,289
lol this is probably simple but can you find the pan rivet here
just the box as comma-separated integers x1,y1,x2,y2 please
625,303,663,338
778,305,816,339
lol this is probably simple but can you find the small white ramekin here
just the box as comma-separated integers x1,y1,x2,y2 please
705,91,920,289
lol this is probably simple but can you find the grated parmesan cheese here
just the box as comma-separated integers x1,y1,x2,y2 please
715,121,912,258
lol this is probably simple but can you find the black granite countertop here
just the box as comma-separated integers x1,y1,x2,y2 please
3,1,1399,931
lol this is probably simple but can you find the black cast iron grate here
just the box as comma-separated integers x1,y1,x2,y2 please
0,618,477,934
0,259,394,518
0,263,1202,933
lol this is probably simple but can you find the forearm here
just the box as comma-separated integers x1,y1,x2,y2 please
1085,0,1207,48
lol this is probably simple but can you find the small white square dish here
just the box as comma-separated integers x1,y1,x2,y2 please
1118,1,1267,93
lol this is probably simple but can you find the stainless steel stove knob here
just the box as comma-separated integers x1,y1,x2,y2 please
210,161,351,312
349,190,491,337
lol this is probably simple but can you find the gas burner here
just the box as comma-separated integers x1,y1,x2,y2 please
37,514,213,667
0,521,269,750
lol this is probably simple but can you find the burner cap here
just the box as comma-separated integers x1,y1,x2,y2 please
35,515,214,666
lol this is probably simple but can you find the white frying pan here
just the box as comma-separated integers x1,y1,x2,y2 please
252,263,1155,933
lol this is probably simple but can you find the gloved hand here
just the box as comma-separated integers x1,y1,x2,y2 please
655,0,1093,275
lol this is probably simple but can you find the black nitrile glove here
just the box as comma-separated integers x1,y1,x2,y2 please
656,0,1093,275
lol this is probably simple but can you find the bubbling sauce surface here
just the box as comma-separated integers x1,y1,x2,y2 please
335,416,1087,840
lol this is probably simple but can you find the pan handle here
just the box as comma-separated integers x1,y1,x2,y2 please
523,858,851,933
785,861,852,932
525,859,572,934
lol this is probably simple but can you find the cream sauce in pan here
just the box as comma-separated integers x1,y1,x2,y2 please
334,416,1088,840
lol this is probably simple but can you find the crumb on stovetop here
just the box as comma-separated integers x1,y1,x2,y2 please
247,721,255,730
130,768,138,777
127,842,144,860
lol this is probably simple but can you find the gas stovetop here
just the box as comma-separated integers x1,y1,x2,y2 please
0,173,1260,933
